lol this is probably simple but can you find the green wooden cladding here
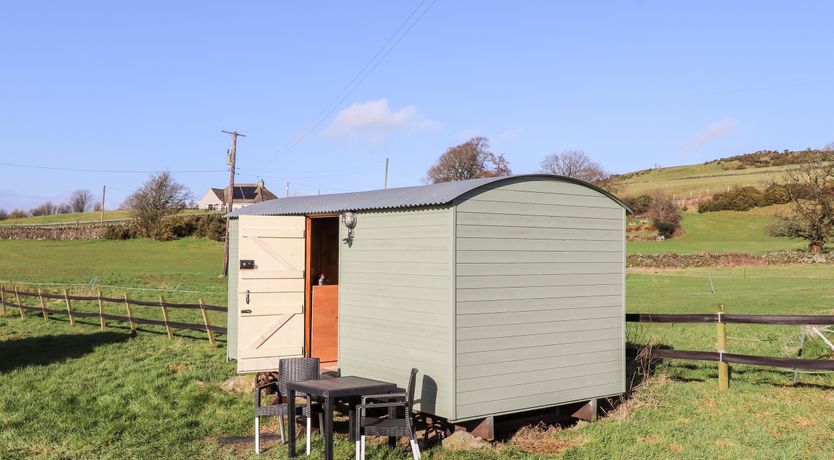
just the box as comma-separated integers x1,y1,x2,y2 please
338,207,455,418
337,176,626,422
453,178,626,420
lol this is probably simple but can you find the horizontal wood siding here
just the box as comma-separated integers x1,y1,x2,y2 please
339,207,454,418
454,178,626,420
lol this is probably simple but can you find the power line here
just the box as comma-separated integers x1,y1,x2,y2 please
260,0,438,166
0,161,225,174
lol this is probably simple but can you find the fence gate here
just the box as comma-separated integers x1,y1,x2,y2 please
236,215,306,373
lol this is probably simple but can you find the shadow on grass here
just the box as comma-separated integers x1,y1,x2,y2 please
0,331,131,373
33,315,227,346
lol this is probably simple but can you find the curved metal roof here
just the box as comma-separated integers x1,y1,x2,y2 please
228,174,630,217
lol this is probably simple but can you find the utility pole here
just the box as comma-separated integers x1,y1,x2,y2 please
100,185,106,224
285,182,289,198
384,158,389,189
221,130,246,276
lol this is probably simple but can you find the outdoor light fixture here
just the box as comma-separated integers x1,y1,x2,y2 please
341,211,357,246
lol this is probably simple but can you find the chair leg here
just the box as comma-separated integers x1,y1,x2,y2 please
254,417,260,454
410,438,421,460
360,435,366,460
306,417,311,455
278,416,285,444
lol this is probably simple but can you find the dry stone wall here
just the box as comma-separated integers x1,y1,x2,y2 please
0,224,106,240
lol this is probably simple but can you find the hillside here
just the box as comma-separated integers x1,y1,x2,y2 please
0,209,214,226
615,162,794,198
614,149,832,198
627,205,804,254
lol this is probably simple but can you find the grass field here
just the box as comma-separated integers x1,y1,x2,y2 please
2,239,833,458
628,205,808,255
616,161,794,198
0,209,215,226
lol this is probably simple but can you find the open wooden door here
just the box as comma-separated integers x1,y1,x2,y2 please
236,215,306,373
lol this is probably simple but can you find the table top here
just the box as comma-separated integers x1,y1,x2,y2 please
287,376,398,398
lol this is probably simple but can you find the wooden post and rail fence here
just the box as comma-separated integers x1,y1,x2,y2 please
0,284,225,345
627,305,834,391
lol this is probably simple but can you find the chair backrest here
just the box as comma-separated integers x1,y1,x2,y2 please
277,357,321,396
406,368,418,408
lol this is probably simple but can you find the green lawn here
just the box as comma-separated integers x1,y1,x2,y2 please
0,238,227,335
628,206,806,255
1,239,833,458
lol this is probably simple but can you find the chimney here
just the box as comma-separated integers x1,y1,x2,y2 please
257,179,265,189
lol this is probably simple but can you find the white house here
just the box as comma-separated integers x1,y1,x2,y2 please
197,180,277,211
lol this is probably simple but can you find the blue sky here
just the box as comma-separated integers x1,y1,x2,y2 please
1,1,833,210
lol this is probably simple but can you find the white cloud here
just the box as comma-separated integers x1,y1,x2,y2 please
678,118,739,155
325,99,439,144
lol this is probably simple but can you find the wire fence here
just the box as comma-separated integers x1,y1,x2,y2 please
0,284,226,346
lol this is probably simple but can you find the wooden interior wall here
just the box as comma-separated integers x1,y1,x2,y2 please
310,218,340,285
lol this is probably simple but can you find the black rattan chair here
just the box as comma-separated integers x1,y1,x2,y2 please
254,357,320,454
354,368,420,460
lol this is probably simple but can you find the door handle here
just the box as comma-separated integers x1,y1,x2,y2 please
240,309,252,314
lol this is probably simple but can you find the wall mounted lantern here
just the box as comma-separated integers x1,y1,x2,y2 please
341,211,357,246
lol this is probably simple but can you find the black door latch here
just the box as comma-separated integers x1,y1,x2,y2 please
240,309,252,314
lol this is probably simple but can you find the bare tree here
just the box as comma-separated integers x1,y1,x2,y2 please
426,137,512,183
69,189,95,213
0,209,7,220
767,158,834,254
540,150,608,184
56,203,73,214
123,171,193,239
647,191,681,238
93,202,103,212
8,209,27,219
30,201,56,216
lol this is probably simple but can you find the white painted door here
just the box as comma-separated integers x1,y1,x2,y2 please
236,215,306,373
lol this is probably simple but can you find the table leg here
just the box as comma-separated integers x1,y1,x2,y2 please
288,389,296,458
348,399,356,442
324,396,334,460
388,406,396,447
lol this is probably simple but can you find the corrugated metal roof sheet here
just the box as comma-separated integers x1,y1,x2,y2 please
228,174,629,217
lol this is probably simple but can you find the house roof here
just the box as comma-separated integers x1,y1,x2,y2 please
210,184,278,203
229,174,630,217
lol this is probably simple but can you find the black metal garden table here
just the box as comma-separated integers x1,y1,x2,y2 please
287,376,398,460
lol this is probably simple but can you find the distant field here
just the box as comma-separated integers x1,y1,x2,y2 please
628,205,806,255
616,161,794,198
0,209,214,226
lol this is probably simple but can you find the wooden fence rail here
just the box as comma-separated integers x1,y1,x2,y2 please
627,306,834,391
0,285,226,344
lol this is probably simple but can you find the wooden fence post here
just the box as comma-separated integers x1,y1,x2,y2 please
63,288,74,326
717,303,729,392
159,295,173,339
124,294,136,334
1,285,6,317
199,298,216,347
38,288,48,321
97,290,106,330
14,286,25,318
